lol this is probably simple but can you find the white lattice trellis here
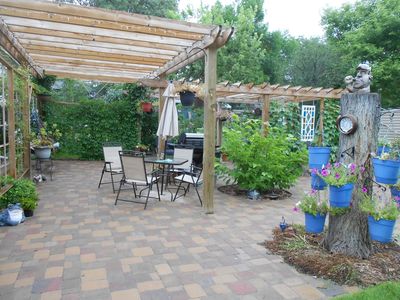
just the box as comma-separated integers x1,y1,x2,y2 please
301,105,316,141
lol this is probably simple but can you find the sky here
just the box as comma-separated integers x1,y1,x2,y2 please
178,0,356,38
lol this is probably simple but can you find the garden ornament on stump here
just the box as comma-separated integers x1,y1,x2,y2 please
344,63,372,93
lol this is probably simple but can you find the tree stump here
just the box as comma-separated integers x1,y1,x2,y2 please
323,93,381,258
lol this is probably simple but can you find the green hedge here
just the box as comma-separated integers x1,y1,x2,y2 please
43,99,143,160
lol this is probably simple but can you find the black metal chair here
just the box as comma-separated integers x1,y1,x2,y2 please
98,143,123,193
115,151,161,209
173,164,203,206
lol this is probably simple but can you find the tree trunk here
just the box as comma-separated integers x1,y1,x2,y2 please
323,93,381,258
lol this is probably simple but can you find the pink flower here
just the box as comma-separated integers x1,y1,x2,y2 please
311,168,318,175
321,169,329,177
310,189,317,195
292,206,299,212
362,186,368,193
325,163,332,169
395,196,400,203
349,163,356,173
360,166,366,173
335,173,340,179
334,162,341,168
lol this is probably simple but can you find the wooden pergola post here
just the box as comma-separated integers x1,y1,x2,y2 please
203,45,217,214
261,95,270,136
216,102,222,146
7,68,16,178
157,75,166,157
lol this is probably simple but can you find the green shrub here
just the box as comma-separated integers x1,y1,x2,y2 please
0,179,39,211
216,118,307,191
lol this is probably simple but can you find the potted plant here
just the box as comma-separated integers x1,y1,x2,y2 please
141,101,153,113
359,188,399,243
134,144,149,153
308,142,331,170
0,178,39,217
317,162,358,208
372,150,400,185
31,122,62,159
174,83,202,106
310,168,327,190
294,189,329,234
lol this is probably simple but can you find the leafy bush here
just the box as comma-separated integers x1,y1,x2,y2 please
0,179,39,211
216,118,307,191
43,99,142,160
359,189,399,221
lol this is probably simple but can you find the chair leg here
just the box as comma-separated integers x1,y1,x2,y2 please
98,165,106,188
155,181,161,201
194,186,203,206
114,180,123,205
110,172,116,193
173,180,184,202
144,184,152,210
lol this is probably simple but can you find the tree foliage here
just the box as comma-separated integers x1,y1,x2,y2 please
322,0,400,107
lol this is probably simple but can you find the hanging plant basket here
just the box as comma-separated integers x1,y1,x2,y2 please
377,146,391,156
311,173,326,190
141,102,153,113
329,183,354,208
372,157,400,184
179,91,195,106
308,147,331,169
304,213,326,234
368,216,396,243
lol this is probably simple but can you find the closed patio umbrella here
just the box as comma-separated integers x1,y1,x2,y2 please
157,82,179,139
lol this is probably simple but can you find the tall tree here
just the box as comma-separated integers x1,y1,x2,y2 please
322,0,400,107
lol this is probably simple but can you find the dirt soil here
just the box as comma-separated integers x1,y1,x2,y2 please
265,226,400,287
218,184,292,200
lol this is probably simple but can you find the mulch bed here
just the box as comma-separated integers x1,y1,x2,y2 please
218,184,291,200
265,226,400,287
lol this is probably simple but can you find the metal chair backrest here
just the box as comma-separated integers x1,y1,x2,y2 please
119,151,148,184
103,143,122,170
173,145,194,170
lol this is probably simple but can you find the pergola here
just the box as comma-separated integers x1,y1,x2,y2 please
0,0,233,212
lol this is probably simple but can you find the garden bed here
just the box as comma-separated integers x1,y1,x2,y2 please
265,225,400,287
218,184,291,200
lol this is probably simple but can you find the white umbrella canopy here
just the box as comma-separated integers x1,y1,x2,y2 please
157,83,179,140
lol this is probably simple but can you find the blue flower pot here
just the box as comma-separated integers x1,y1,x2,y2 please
372,158,400,185
329,183,354,208
308,147,331,169
311,172,327,190
377,146,391,156
305,212,326,234
179,91,195,106
391,186,400,198
368,216,395,243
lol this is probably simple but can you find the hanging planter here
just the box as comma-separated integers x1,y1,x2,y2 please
179,91,195,106
34,146,52,159
304,212,326,234
372,157,400,184
368,216,396,243
329,183,354,208
308,147,331,169
377,146,391,156
311,172,326,190
141,102,152,113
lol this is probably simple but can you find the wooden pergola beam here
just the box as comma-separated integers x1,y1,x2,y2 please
10,26,185,52
0,6,204,40
43,70,139,83
0,18,42,76
0,0,214,35
42,66,146,79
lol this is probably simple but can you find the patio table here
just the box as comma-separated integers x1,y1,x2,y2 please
145,157,188,197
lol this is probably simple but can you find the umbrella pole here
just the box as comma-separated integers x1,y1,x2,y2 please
158,77,166,157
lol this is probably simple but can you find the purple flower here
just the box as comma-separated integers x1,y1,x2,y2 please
362,186,368,193
360,166,366,173
335,173,340,179
395,196,400,203
292,206,299,212
325,163,332,169
311,168,318,175
334,162,341,168
310,189,317,195
321,169,329,177
349,163,356,173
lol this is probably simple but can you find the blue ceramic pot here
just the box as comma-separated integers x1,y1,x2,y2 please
311,172,327,190
372,158,400,185
329,183,354,208
368,216,395,243
308,147,331,169
305,212,326,234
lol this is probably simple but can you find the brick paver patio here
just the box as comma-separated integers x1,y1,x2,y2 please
0,160,362,299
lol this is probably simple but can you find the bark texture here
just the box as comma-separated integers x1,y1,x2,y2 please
324,93,381,258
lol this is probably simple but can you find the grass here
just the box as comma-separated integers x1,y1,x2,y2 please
335,281,400,299
51,151,81,160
